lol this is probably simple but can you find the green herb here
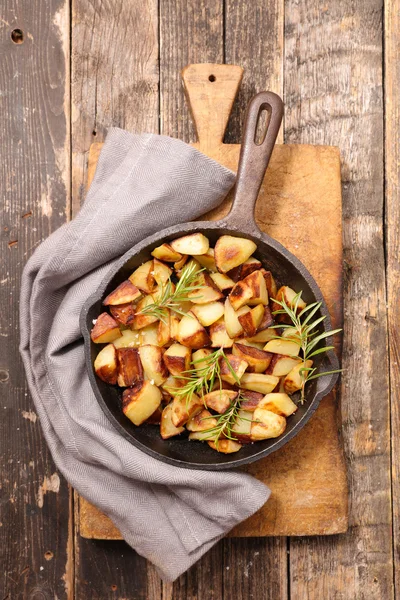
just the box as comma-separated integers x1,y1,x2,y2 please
137,261,204,323
271,292,342,404
197,392,249,447
171,347,240,408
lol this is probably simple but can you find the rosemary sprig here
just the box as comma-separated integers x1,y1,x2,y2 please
137,261,204,323
271,292,342,404
171,347,240,408
198,393,245,446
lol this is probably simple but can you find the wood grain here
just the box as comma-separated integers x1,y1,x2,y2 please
0,1,72,599
71,0,159,215
224,0,284,143
80,63,347,541
284,1,394,598
159,0,224,142
71,2,161,598
385,0,400,593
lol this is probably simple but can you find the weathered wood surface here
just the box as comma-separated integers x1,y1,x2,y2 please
0,2,73,599
385,0,400,593
2,0,397,598
284,1,394,599
80,62,347,539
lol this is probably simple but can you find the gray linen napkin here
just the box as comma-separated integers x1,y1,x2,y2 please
20,128,270,581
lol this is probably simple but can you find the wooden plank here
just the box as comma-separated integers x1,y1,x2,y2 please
224,0,284,143
284,1,393,598
0,1,72,599
385,0,400,593
71,1,161,598
71,0,159,214
159,0,224,142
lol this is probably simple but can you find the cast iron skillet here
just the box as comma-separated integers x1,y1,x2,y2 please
80,91,340,470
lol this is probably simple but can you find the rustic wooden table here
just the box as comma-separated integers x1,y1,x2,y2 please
1,1,398,599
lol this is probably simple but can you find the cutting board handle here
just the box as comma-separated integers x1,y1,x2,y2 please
181,63,243,151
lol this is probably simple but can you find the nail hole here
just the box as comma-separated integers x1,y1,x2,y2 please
0,370,9,383
208,74,216,82
11,29,24,44
92,130,97,137
254,106,271,146
111,585,117,591
44,551,53,561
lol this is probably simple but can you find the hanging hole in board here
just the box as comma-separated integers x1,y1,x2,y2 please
208,74,216,82
254,106,271,146
11,29,24,44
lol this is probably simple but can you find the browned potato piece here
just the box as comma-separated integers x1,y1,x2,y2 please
116,348,143,387
283,360,313,394
188,272,224,304
157,310,171,346
161,375,186,396
122,381,162,426
139,345,168,386
219,354,248,385
257,305,274,331
163,343,191,377
227,257,262,282
237,339,265,350
153,258,172,287
263,338,301,357
281,327,301,342
240,390,264,412
160,403,185,439
266,354,302,377
191,301,225,327
238,304,264,337
231,409,253,443
170,233,210,255
245,327,276,344
191,348,212,376
139,323,159,345
94,343,118,384
91,312,121,344
228,279,253,311
214,235,257,273
171,393,203,427
133,296,159,330
113,329,141,348
258,393,298,417
110,302,136,326
270,286,306,317
187,409,217,437
210,272,235,293
250,408,286,441
259,268,278,299
232,343,273,373
244,271,268,306
224,297,248,338
194,248,216,271
240,373,279,394
208,439,242,453
209,318,234,348
174,254,188,270
103,280,142,306
129,260,155,294
203,389,238,413
151,243,182,262
169,313,180,341
177,312,211,349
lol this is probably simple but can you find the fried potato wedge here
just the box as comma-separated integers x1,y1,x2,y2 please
240,373,279,394
208,439,242,453
191,301,225,327
203,389,238,413
116,348,143,387
171,393,203,427
214,235,257,273
258,393,298,417
163,343,191,377
210,272,235,293
122,381,162,426
139,345,168,386
103,280,142,306
151,243,182,262
250,408,286,441
283,360,313,394
265,354,302,377
219,354,248,385
129,260,155,294
171,233,210,255
160,403,185,439
91,312,121,344
177,312,211,349
94,343,118,384
209,318,234,348
232,343,273,373
238,304,265,337
263,338,301,357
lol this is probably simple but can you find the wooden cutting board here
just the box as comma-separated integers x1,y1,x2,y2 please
78,64,348,539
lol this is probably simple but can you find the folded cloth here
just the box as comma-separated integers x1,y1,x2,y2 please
19,128,270,581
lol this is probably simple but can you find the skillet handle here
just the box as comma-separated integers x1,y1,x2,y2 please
226,91,283,229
